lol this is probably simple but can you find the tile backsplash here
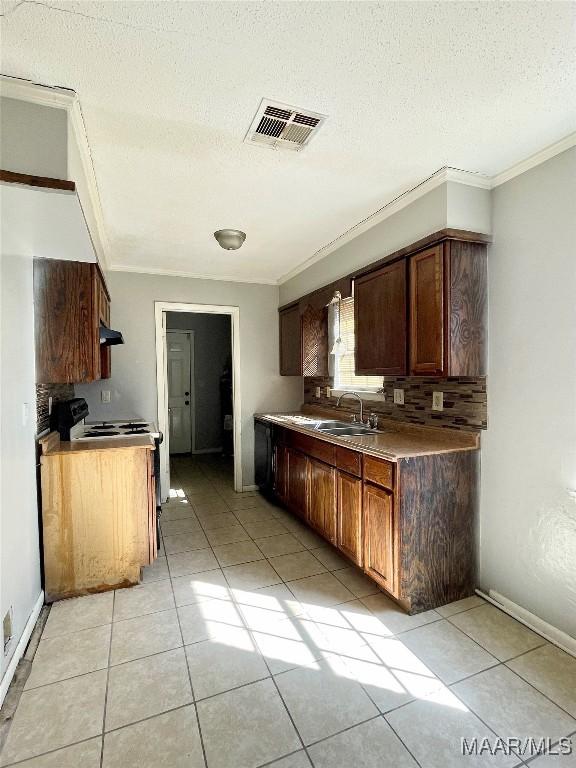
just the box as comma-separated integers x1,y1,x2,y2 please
304,376,487,430
36,383,75,434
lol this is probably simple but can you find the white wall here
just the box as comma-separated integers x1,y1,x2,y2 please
480,147,576,638
0,97,68,178
76,272,303,485
0,252,41,693
166,312,231,452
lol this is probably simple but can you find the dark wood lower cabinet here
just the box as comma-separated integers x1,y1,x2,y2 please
286,447,308,520
363,483,396,595
336,471,363,566
308,458,337,544
257,419,478,614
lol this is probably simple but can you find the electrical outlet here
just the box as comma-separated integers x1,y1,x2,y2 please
48,396,53,416
393,388,404,405
432,391,444,411
315,387,321,398
101,390,111,404
21,402,29,426
326,387,332,398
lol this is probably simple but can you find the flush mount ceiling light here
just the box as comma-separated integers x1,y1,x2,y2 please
214,229,246,250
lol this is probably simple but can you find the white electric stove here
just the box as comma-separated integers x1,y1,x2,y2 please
71,419,161,441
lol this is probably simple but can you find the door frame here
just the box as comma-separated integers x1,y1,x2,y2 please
166,329,196,455
155,301,242,496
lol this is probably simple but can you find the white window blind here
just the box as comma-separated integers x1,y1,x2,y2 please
332,297,382,391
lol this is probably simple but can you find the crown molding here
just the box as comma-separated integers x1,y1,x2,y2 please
491,131,576,188
277,166,490,285
108,263,279,286
1,74,110,270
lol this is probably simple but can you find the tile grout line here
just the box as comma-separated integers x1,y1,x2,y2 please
99,588,115,768
167,533,210,768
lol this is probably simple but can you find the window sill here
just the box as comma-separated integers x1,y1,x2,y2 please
329,388,385,402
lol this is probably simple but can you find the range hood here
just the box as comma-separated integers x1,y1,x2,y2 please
99,324,124,346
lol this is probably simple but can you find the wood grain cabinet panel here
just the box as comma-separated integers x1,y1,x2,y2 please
34,258,112,384
308,458,337,543
336,470,363,566
355,259,407,375
409,245,445,375
301,303,328,377
279,304,302,376
409,241,487,377
286,448,309,520
363,482,396,595
364,455,394,489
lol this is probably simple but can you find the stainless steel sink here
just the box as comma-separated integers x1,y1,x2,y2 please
313,420,357,430
317,424,377,437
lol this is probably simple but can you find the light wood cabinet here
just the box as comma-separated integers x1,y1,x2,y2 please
308,458,337,543
336,470,363,565
363,482,396,595
354,259,407,375
40,434,156,602
34,258,112,384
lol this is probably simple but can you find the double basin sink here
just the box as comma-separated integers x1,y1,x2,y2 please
310,419,379,437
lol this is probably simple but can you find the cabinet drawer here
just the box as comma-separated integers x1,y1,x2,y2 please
364,456,394,489
335,446,362,477
289,431,335,465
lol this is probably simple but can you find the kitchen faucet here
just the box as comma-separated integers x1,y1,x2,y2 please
336,392,365,424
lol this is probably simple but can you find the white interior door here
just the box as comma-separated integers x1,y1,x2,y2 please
167,331,193,454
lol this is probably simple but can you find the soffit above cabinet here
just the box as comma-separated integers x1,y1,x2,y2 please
1,180,97,263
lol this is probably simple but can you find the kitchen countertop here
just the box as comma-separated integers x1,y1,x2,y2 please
39,431,155,456
255,408,479,461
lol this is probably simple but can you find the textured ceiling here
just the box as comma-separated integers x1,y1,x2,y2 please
2,1,575,283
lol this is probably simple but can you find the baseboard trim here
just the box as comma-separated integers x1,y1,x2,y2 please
475,588,576,658
0,591,44,707
242,484,259,492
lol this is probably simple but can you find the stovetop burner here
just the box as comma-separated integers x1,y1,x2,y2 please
118,423,149,429
84,430,120,437
126,428,148,434
90,424,115,430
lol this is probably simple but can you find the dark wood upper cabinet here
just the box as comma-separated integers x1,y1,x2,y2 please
279,304,301,376
34,259,112,384
409,241,487,376
279,302,328,376
355,259,407,375
409,245,445,375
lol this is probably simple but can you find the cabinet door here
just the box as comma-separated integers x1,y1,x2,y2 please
286,448,308,519
279,304,302,375
337,471,363,565
355,259,407,375
34,259,95,384
274,443,288,502
409,245,446,375
300,303,328,377
308,458,337,543
363,482,396,594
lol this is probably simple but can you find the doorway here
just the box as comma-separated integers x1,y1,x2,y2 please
166,330,195,454
155,302,242,497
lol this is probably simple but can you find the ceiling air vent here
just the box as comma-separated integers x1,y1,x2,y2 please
245,99,327,152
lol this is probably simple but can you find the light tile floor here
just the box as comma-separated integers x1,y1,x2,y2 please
2,455,576,768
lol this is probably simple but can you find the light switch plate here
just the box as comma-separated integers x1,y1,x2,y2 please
315,387,321,398
393,388,404,405
101,390,111,403
326,387,332,398
432,391,444,411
